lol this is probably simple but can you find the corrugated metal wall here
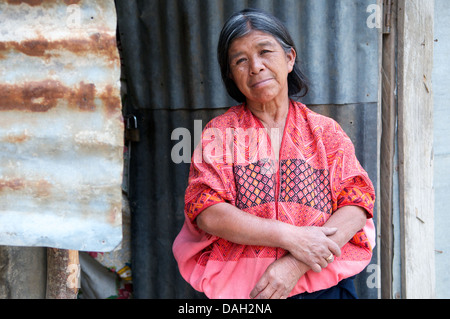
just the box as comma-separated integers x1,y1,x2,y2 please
116,0,379,298
0,0,124,252
0,0,123,251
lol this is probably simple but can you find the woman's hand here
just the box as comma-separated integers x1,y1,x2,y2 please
250,254,307,299
251,207,368,298
281,225,341,273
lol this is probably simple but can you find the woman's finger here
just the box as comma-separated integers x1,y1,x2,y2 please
321,227,338,236
250,276,268,299
329,241,341,257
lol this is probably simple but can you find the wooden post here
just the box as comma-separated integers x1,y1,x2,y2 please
46,249,80,299
380,0,398,300
397,0,435,298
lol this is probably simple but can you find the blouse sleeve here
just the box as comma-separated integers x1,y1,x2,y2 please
184,120,236,226
326,122,375,218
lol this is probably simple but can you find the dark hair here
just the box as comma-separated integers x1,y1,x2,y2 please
217,8,309,103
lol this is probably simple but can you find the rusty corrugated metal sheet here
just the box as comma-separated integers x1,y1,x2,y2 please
0,0,123,251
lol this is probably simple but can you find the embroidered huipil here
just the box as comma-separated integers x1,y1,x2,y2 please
173,101,375,299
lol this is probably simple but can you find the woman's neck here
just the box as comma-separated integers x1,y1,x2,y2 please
246,97,290,129
246,98,290,159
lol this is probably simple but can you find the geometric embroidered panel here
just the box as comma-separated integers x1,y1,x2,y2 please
234,158,331,214
234,159,276,210
279,159,331,213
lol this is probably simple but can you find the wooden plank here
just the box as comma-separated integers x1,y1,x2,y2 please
397,0,435,299
380,0,398,299
46,249,79,299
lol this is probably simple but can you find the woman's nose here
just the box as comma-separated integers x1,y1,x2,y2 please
249,57,265,75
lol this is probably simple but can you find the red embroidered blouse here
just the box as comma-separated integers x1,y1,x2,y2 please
173,100,375,299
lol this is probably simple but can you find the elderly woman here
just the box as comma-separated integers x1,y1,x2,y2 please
173,8,375,299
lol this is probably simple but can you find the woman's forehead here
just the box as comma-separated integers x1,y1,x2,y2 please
228,30,280,53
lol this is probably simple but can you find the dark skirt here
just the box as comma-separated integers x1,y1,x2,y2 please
288,276,357,299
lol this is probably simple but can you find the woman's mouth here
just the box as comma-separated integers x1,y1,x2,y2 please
251,78,273,88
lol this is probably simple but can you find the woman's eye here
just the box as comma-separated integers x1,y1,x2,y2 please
236,58,246,65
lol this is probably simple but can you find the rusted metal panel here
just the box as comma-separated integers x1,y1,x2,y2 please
0,0,123,251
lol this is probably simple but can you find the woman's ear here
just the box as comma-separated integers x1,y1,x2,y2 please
286,48,296,72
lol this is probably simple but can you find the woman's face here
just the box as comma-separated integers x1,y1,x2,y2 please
228,30,296,106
